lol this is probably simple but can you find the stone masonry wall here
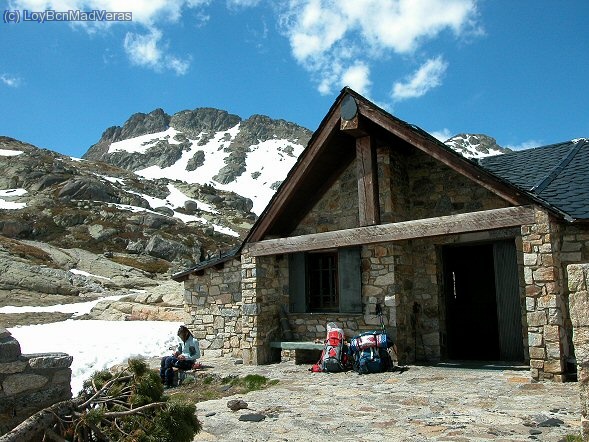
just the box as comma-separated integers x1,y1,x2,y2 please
405,149,511,218
567,263,589,438
279,146,526,366
182,253,288,365
183,258,243,358
521,208,567,381
562,224,589,370
377,146,410,223
0,328,72,435
291,161,358,235
240,252,289,365
239,252,257,364
562,225,589,264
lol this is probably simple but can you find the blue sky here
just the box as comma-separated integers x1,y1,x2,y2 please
1,0,588,158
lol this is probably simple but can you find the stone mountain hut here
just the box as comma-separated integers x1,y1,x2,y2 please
173,88,589,382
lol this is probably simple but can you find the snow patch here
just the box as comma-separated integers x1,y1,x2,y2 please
9,319,181,395
0,188,27,209
0,188,27,197
95,173,125,184
104,201,238,237
69,268,111,281
0,149,23,156
134,124,305,215
109,128,182,154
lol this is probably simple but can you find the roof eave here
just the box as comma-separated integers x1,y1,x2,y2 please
171,246,242,282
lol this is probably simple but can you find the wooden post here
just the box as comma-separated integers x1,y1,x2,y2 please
356,135,380,226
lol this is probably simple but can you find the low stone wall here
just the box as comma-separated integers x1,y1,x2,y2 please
568,263,589,439
0,328,72,435
183,258,243,358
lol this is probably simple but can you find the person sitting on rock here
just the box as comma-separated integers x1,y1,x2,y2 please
160,325,200,388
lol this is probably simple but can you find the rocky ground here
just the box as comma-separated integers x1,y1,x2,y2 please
0,279,186,328
148,356,582,442
0,236,191,328
0,312,73,328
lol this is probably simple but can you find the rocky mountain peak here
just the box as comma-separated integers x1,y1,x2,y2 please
170,108,242,139
84,108,171,161
444,133,511,158
79,107,313,215
239,114,312,145
120,108,170,140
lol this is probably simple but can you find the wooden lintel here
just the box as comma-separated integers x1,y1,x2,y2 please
356,135,380,226
246,206,535,257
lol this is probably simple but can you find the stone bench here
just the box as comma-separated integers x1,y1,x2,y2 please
270,341,324,364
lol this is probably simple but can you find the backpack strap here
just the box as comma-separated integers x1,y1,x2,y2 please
309,349,326,373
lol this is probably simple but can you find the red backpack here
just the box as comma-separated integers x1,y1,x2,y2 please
311,323,348,373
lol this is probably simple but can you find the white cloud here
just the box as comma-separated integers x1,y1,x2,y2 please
167,56,191,76
341,62,371,95
226,0,260,8
279,0,479,96
505,140,541,151
124,28,190,75
392,56,448,101
431,128,453,142
11,0,208,74
0,73,22,88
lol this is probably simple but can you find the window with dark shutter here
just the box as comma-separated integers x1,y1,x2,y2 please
338,247,362,313
288,253,307,313
288,247,362,314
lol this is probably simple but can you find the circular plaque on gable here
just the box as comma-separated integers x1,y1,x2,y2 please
340,94,358,121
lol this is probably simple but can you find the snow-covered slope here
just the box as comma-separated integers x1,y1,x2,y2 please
116,124,305,215
85,108,312,217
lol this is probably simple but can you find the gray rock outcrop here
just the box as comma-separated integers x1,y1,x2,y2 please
83,108,171,160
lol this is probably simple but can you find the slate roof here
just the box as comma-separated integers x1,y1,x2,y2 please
478,138,589,221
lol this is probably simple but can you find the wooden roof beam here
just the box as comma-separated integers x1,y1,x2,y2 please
246,205,535,257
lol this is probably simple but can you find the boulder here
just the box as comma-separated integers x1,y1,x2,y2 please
144,235,189,262
0,260,79,296
57,178,119,203
184,200,199,214
154,206,174,217
88,224,119,241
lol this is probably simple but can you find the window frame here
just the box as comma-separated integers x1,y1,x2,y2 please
307,250,339,312
288,247,362,314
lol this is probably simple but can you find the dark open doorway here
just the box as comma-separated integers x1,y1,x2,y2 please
441,240,524,362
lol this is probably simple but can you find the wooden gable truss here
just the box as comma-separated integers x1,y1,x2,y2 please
244,88,537,253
